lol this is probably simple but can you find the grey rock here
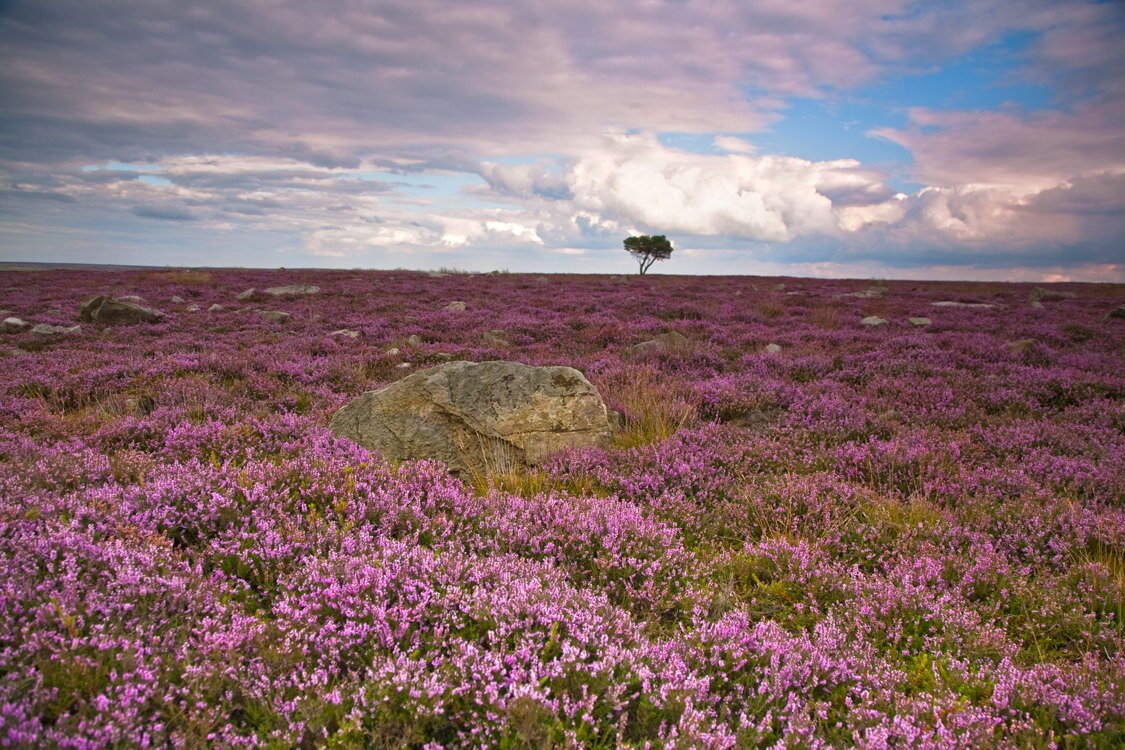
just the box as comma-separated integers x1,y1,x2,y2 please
208,304,224,312
79,295,165,325
117,295,145,302
385,347,401,356
31,323,81,335
1029,286,1077,305
258,310,291,323
329,329,360,338
1,317,30,333
481,329,510,348
396,362,413,369
264,284,320,297
46,309,62,316
445,301,467,311
1108,305,1125,320
330,360,614,475
764,343,782,354
187,305,201,312
406,334,423,347
433,352,454,361
627,330,689,355
908,317,932,327
236,288,257,300
861,316,887,327
931,301,997,309
171,295,186,304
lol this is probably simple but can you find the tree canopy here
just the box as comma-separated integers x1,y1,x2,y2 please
623,235,673,275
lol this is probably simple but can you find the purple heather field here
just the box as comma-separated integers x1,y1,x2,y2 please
1,268,1123,749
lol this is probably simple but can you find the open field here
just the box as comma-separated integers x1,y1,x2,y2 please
1,269,1123,747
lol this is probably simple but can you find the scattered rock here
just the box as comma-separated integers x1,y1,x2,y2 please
328,329,360,338
264,284,320,297
31,323,81,335
838,285,887,299
208,304,224,312
433,352,454,361
258,310,291,323
117,295,145,302
861,316,887,327
329,360,614,475
908,317,932,327
171,295,186,304
187,305,201,312
406,334,423,347
79,295,166,325
445,301,467,311
1029,286,1077,307
396,362,412,369
385,347,401,356
481,329,510,348
45,309,62,316
627,330,689,355
931,301,997,309
764,343,782,354
1107,305,1125,320
236,288,257,300
1,317,30,333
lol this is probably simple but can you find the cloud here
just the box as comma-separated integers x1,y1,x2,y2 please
131,204,198,221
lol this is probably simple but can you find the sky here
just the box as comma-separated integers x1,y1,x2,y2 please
1,0,1123,281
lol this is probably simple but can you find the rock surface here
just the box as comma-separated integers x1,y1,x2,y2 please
931,301,997,309
258,310,291,323
908,317,932,327
329,329,360,338
329,360,614,475
78,296,165,325
1,317,30,333
627,330,688,355
208,304,224,312
1106,305,1125,320
31,323,81,335
764,343,782,354
264,284,320,297
445,301,467,311
236,288,257,300
861,316,887,327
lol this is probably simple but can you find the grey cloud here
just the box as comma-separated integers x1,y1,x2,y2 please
132,204,198,221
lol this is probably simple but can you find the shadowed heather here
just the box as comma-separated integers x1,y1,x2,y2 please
0,269,1123,747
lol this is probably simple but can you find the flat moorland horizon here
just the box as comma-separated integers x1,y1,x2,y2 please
1,267,1123,747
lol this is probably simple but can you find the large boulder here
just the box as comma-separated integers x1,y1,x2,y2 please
78,295,165,324
329,360,614,475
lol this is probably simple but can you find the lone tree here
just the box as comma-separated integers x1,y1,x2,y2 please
623,234,673,275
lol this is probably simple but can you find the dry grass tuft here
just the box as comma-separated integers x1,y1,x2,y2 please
596,365,699,449
144,269,214,283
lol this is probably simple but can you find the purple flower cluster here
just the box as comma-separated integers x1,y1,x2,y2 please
1,269,1122,747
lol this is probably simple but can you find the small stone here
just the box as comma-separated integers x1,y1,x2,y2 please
385,347,401,356
328,329,360,338
764,343,782,354
236,288,257,300
627,330,689,355
117,295,145,302
258,310,291,323
30,323,80,335
908,317,932,327
171,295,186,304
208,304,224,312
861,316,887,327
187,305,201,312
1,317,31,333
396,362,412,369
433,352,453,361
405,334,423,346
445,301,467,311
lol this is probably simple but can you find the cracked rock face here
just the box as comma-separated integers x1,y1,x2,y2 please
329,360,613,475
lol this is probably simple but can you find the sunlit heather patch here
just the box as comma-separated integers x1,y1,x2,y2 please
0,268,1122,746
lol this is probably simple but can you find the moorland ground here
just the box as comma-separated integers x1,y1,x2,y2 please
1,269,1123,747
